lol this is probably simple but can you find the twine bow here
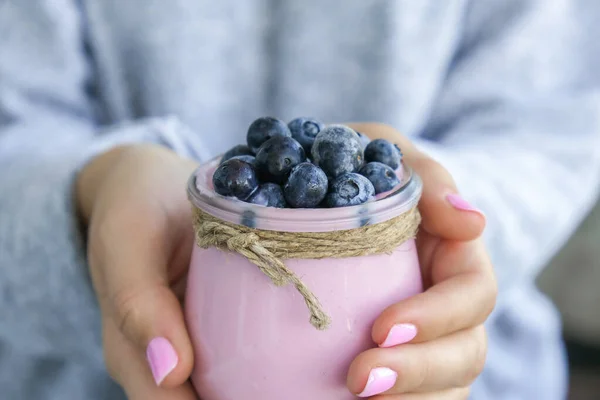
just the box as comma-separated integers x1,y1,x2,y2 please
192,206,421,330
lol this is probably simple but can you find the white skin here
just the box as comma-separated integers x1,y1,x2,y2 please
77,123,496,400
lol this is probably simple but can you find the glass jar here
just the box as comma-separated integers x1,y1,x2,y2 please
185,157,423,400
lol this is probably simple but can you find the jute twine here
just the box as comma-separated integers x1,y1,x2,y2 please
191,206,421,330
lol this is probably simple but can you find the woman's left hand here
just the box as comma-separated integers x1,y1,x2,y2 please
346,124,497,399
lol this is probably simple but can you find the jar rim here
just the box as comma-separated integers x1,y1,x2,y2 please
187,156,423,232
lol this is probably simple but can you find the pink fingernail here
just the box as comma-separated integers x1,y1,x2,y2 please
446,194,483,215
146,337,178,386
379,323,417,347
357,367,398,397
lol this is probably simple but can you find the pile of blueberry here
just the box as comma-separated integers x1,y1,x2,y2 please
212,117,403,208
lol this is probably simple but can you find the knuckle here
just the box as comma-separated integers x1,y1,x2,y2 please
485,275,499,316
471,262,498,325
412,346,434,390
429,289,460,335
110,286,151,339
461,326,488,386
475,255,498,318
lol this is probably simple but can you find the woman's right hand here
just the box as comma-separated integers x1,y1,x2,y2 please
77,144,200,399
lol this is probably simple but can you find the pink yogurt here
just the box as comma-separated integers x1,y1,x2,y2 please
185,158,423,400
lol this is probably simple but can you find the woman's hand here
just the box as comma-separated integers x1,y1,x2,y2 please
77,126,496,400
77,144,199,399
345,123,497,399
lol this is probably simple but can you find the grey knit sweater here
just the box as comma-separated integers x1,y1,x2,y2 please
1,0,600,399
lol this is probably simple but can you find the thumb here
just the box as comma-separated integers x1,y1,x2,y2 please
110,282,194,388
348,122,486,240
90,211,194,388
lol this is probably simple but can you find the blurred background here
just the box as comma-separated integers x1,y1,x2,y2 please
538,201,600,399
1,1,599,399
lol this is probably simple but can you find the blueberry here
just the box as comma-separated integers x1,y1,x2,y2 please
364,139,401,169
359,162,400,194
288,117,324,154
284,162,328,208
212,158,259,200
325,173,375,207
246,183,287,208
247,117,292,153
311,125,363,179
356,131,371,148
221,144,254,163
230,155,256,166
255,136,306,184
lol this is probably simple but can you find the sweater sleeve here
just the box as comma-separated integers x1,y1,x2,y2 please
412,0,600,299
0,1,209,360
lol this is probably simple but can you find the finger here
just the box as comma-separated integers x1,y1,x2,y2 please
89,200,194,388
347,123,485,241
370,387,470,400
104,318,198,400
372,240,496,344
348,327,486,396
